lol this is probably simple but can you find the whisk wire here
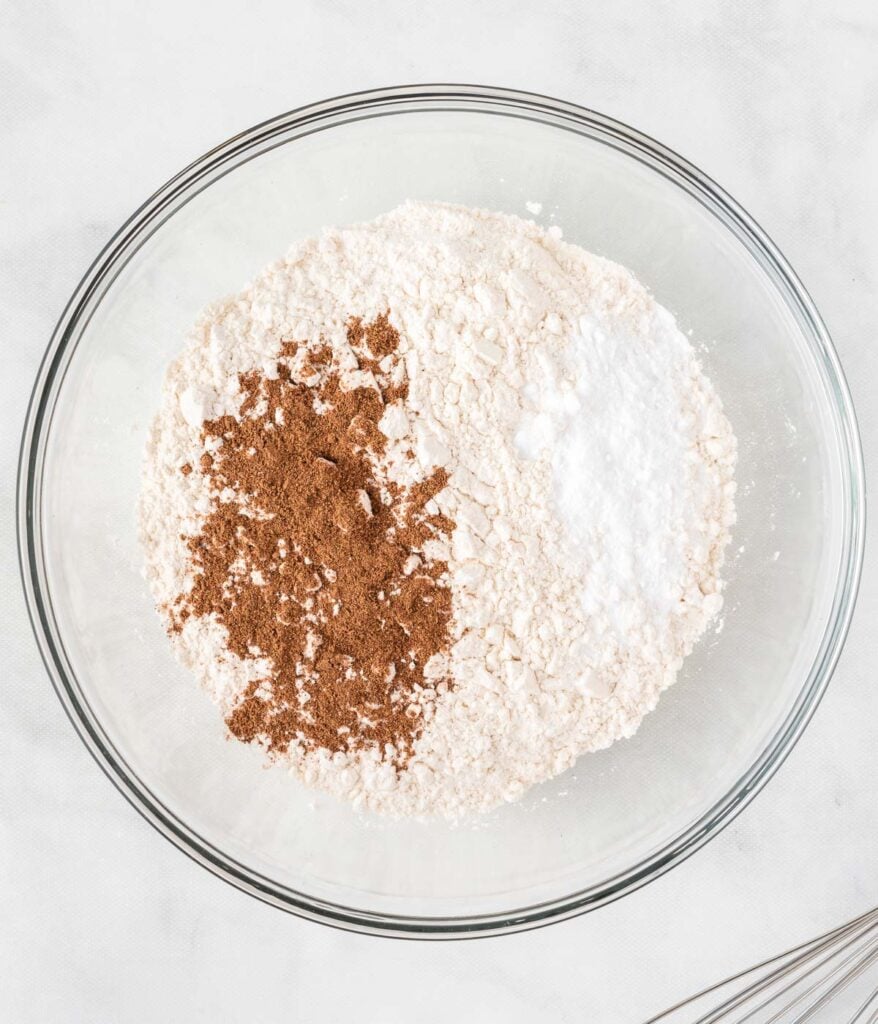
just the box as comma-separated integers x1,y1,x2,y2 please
645,907,878,1024
847,984,878,1024
788,937,878,1024
747,925,878,1023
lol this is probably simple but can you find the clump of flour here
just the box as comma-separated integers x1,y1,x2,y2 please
140,201,736,818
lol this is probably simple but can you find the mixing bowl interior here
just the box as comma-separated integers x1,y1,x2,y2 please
24,90,861,935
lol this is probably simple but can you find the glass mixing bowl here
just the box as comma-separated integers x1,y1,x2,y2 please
18,86,864,938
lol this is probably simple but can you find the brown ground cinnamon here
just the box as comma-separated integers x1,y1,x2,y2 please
172,313,453,767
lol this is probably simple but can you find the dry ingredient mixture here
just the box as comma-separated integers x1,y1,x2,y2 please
140,201,737,818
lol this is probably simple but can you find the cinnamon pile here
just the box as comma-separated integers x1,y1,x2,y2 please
172,314,453,767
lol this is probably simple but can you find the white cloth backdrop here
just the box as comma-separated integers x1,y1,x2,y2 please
2,1,876,1020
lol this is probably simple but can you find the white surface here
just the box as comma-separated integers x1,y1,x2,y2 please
1,1,876,1020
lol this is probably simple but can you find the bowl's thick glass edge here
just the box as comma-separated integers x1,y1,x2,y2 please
16,84,867,940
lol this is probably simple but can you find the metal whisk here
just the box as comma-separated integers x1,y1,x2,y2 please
645,906,878,1023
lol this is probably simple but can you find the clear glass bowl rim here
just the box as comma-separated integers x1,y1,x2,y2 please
17,83,866,940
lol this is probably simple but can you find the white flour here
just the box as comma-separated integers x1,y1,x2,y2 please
140,201,736,818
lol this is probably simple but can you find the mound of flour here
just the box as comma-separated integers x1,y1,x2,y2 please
140,201,736,818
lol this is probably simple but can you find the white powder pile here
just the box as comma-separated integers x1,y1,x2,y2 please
140,201,737,818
